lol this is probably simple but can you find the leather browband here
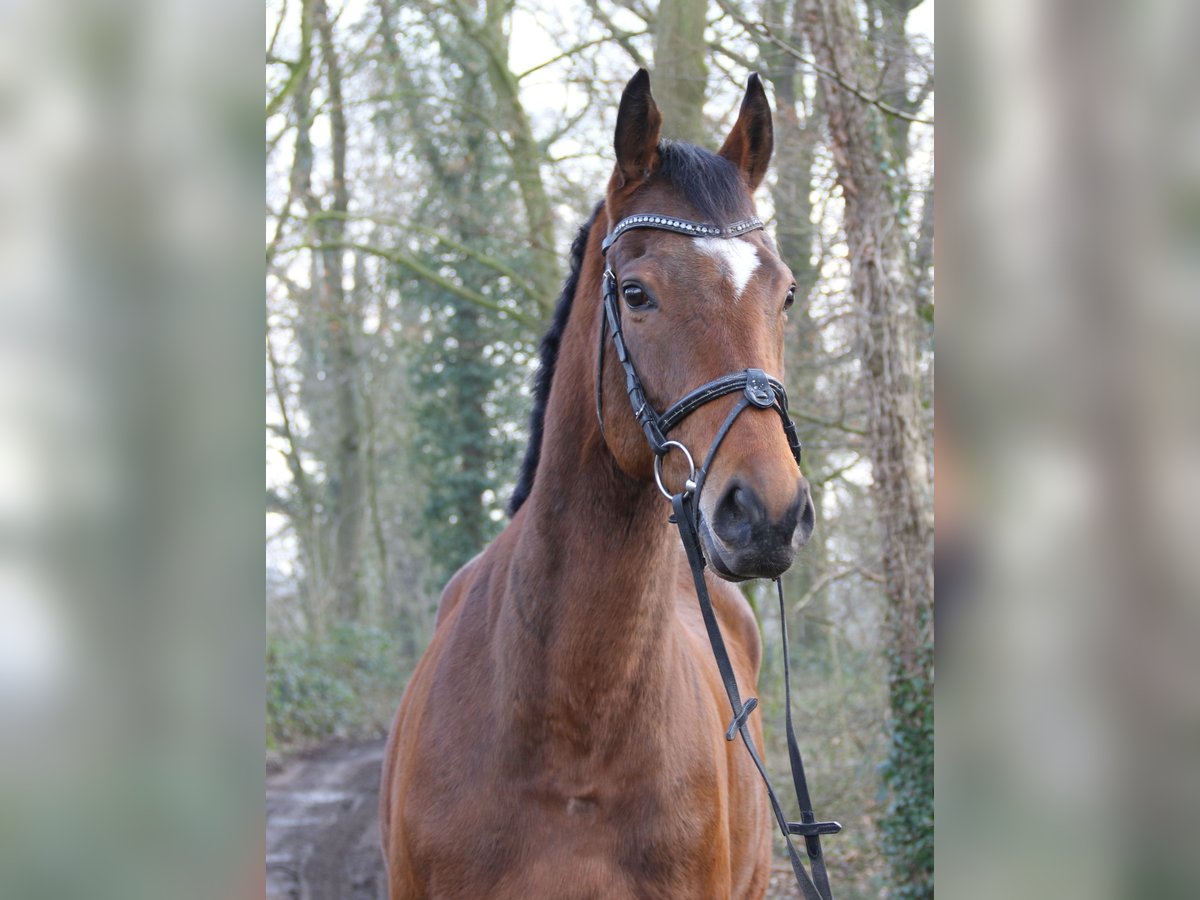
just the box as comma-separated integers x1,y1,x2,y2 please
601,213,764,253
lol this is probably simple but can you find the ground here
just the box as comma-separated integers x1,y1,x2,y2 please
267,739,389,900
265,739,805,899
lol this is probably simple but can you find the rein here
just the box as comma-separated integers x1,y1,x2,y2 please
599,212,841,900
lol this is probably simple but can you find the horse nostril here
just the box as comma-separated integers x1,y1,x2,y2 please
712,481,766,548
795,490,816,549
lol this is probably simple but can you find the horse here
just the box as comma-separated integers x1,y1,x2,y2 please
381,69,815,899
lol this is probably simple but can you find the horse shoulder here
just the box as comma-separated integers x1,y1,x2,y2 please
382,547,495,892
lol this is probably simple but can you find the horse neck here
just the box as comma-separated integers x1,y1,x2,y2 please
501,251,680,745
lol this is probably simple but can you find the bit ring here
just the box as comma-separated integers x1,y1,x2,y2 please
653,440,697,499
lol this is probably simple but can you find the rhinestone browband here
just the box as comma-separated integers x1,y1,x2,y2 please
601,214,764,253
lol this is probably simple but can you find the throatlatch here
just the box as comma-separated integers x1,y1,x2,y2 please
600,211,841,900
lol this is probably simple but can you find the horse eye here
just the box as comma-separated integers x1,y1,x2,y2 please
622,283,651,309
783,286,796,311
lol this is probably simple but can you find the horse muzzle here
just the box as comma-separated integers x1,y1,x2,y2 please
700,479,815,581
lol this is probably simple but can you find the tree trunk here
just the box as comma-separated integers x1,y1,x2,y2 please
357,248,392,627
758,0,832,656
313,0,366,623
653,0,709,144
803,0,934,894
873,0,917,170
271,25,331,634
440,0,559,322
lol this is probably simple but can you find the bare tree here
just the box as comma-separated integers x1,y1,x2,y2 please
446,0,561,321
310,0,367,622
801,0,934,894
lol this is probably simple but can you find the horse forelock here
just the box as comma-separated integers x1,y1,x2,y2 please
652,141,753,223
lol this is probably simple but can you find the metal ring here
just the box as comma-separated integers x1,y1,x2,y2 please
653,440,697,499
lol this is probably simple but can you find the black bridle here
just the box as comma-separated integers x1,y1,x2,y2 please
599,212,841,900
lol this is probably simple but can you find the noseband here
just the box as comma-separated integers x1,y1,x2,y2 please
599,212,841,900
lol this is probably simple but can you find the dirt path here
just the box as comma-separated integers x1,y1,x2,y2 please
266,738,803,899
266,739,388,900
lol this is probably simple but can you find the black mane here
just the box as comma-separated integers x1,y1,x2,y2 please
508,204,601,515
507,143,751,515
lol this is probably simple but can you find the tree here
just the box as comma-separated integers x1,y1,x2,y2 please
653,0,709,143
312,0,367,623
801,0,935,895
268,0,368,629
447,0,561,323
376,0,534,591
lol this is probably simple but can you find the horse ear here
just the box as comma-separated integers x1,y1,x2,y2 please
613,69,662,187
719,73,774,191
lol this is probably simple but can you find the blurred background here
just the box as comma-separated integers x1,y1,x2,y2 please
936,2,1200,898
264,0,932,896
0,0,1196,898
0,0,263,898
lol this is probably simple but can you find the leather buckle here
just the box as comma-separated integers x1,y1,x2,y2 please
744,368,774,408
786,820,843,837
725,697,758,741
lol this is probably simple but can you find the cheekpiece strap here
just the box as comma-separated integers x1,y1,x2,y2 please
602,214,764,253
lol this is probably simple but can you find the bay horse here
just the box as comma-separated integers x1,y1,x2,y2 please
381,70,816,899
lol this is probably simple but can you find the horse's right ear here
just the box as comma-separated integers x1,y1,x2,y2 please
613,69,662,188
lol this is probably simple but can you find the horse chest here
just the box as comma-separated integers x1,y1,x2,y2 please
406,744,736,899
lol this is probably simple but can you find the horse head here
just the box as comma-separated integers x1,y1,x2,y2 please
599,69,815,581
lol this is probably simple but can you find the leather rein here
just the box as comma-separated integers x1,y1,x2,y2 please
598,212,841,900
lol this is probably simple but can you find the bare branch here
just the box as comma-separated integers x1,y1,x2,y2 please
791,410,867,436
266,328,318,526
715,0,934,126
266,12,317,272
283,241,540,328
540,104,594,154
516,29,649,80
911,71,934,114
610,0,655,24
266,0,312,120
791,567,857,612
585,0,650,68
306,209,542,302
709,40,758,75
813,452,867,486
708,47,753,93
267,0,289,62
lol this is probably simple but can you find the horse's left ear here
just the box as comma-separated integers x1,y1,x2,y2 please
719,73,774,191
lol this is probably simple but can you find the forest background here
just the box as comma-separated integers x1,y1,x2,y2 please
4,2,1195,900
265,0,934,896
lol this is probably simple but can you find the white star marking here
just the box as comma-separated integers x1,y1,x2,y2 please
694,238,760,299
